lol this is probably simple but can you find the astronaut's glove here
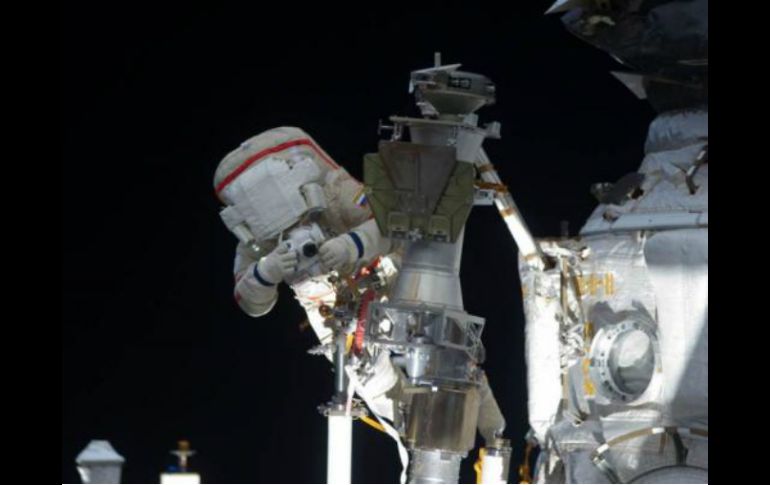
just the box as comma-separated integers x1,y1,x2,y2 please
319,234,360,272
255,242,299,285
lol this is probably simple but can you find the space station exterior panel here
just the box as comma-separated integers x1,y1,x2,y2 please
519,267,563,444
363,147,476,243
643,111,708,154
644,228,707,428
582,110,707,236
519,108,708,483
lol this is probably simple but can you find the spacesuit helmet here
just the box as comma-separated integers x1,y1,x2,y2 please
214,127,340,251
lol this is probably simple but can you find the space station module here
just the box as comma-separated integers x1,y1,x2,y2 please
520,1,708,482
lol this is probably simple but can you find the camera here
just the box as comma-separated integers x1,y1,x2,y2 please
284,223,327,283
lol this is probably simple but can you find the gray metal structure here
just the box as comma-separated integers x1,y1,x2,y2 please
363,58,513,484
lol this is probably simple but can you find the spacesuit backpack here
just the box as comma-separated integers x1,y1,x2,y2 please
213,127,339,277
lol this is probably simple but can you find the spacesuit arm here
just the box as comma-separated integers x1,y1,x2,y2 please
347,218,392,264
233,242,279,317
326,168,393,263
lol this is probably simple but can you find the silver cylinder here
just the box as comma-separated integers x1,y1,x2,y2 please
391,229,465,310
482,439,512,484
409,123,486,162
334,334,346,397
408,449,464,484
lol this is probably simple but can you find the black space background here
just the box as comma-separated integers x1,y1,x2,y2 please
61,2,656,483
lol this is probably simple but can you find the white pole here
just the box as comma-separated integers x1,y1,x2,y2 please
327,412,353,485
477,148,546,269
480,453,507,484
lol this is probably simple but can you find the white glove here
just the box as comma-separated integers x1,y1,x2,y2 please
256,242,299,284
319,235,357,272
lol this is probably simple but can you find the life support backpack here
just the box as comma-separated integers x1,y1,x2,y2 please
213,127,340,246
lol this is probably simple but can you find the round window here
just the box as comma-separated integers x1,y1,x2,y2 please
589,319,659,403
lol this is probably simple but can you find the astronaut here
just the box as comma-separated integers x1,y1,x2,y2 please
213,126,393,347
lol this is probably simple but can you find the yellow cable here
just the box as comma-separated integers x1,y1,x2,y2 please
519,442,533,484
359,415,386,433
474,448,486,484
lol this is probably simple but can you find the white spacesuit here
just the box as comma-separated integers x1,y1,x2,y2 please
213,127,393,347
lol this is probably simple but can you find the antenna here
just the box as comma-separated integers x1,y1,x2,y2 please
171,440,195,472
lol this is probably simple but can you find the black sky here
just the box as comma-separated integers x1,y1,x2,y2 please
61,2,654,483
